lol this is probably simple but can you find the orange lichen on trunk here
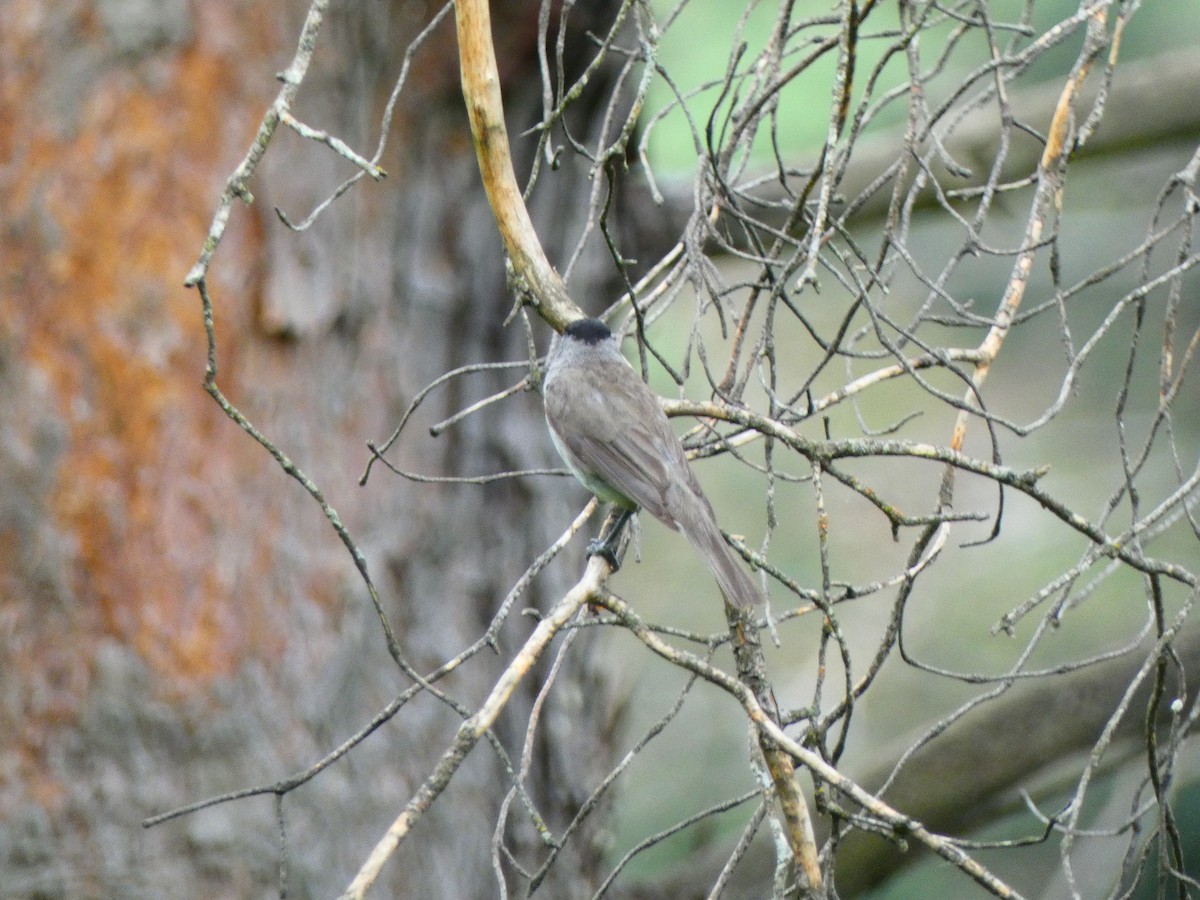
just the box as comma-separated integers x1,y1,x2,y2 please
0,3,286,801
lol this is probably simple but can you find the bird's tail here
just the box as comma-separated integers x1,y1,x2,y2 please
680,499,762,608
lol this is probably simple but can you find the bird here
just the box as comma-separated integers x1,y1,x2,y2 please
542,317,762,608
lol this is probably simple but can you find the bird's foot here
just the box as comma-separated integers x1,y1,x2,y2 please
586,507,634,570
586,535,622,570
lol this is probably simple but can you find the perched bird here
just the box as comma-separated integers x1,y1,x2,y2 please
542,317,761,608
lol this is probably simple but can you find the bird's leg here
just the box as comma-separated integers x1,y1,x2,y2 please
587,507,634,570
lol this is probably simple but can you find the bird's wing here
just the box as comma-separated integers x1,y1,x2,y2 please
544,360,682,524
545,354,761,606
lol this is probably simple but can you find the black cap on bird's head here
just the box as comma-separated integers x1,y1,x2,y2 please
563,318,612,345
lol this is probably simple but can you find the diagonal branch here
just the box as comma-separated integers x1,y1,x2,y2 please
596,592,1028,900
455,0,581,328
184,0,331,285
337,554,611,899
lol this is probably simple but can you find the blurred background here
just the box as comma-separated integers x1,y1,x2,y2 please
2,1,1198,897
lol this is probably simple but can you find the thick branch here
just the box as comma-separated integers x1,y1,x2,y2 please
338,554,610,899
455,0,581,328
837,625,1200,893
597,594,1027,900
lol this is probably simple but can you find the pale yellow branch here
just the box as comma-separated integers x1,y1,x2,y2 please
455,0,581,329
338,552,610,899
946,5,1108,465
599,593,1026,899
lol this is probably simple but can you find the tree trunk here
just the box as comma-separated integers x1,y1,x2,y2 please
0,2,624,895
